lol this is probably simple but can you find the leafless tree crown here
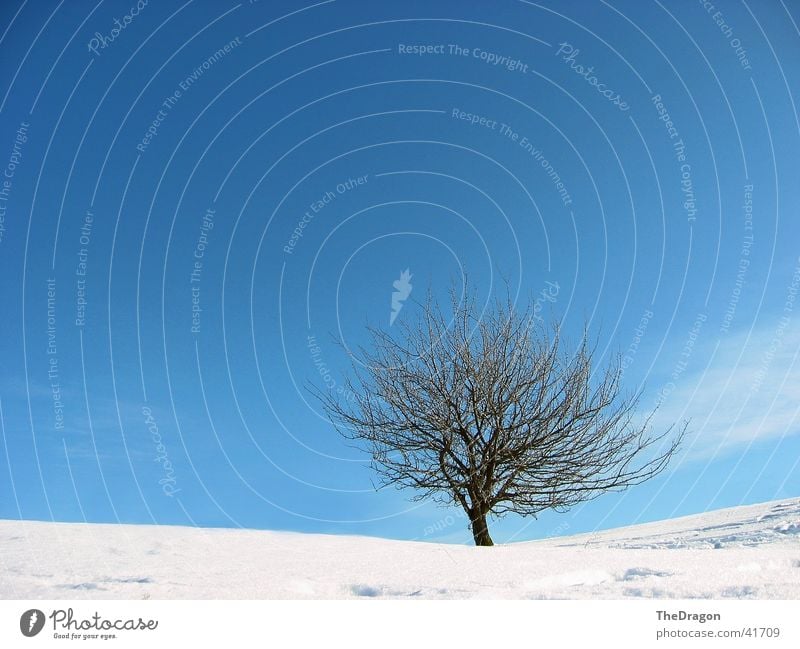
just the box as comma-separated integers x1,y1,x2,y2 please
315,286,685,545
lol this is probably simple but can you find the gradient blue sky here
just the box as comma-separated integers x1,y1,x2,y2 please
0,0,799,544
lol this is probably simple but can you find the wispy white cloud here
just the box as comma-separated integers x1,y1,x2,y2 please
647,321,800,458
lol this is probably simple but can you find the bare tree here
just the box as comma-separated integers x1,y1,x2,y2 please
316,285,685,546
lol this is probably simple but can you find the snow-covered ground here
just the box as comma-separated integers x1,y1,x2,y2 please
1,498,798,599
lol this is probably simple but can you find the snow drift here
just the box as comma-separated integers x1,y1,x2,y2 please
1,498,798,599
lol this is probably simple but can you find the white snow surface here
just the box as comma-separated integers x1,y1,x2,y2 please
1,498,799,599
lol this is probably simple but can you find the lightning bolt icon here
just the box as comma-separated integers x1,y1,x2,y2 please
28,611,38,632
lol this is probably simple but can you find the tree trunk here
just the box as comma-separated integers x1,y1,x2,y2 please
469,509,494,546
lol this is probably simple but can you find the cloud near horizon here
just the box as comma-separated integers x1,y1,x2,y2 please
647,320,800,460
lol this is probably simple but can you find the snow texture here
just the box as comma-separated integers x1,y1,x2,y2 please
1,498,798,599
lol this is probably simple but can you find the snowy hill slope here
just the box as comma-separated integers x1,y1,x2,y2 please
1,498,798,599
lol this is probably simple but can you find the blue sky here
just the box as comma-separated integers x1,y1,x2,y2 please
0,0,798,544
